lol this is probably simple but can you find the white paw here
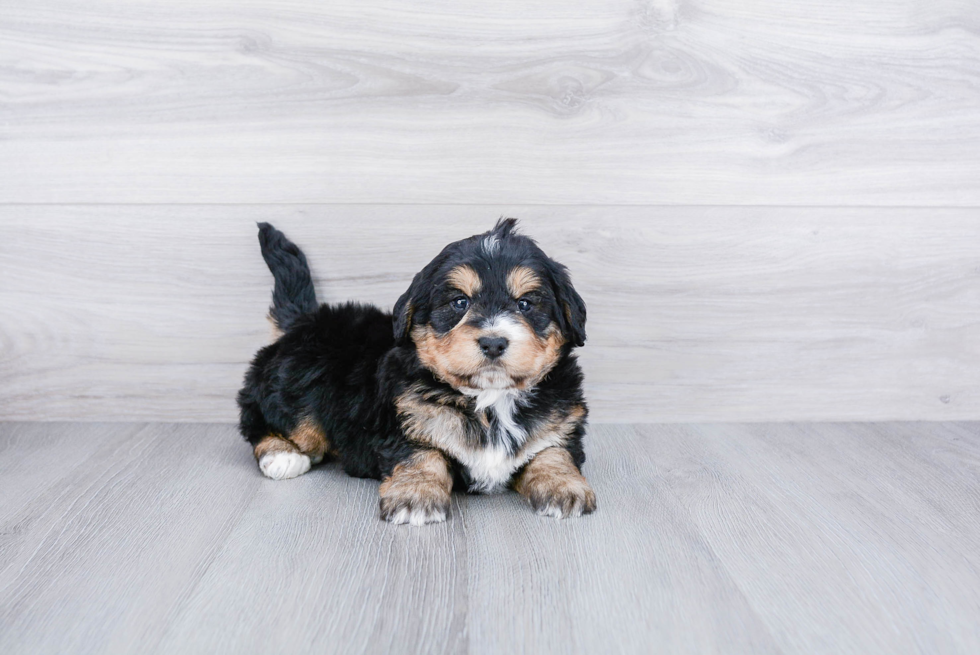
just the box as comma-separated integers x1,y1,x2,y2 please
537,502,585,520
529,483,596,519
538,504,568,519
259,451,311,480
386,506,447,527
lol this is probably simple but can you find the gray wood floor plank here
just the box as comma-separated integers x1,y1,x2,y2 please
463,424,782,655
2,206,978,423
2,422,979,654
0,423,141,526
1,1,978,204
0,423,261,655
154,460,468,655
647,422,980,655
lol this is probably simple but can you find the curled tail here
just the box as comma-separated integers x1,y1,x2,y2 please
257,222,317,331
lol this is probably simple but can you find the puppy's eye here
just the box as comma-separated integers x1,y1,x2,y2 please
451,296,469,312
517,298,532,313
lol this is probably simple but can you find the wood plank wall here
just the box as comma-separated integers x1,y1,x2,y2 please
1,1,978,422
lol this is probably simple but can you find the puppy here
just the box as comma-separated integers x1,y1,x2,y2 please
237,219,595,525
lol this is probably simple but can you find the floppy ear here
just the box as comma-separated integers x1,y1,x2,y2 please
549,263,587,348
393,246,455,346
392,271,425,346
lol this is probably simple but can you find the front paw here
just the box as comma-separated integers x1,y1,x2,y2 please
379,487,450,526
379,450,453,526
527,478,597,519
515,447,597,519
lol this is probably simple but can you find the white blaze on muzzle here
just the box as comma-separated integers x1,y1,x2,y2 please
480,313,529,345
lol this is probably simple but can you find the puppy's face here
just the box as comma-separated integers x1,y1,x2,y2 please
393,219,586,392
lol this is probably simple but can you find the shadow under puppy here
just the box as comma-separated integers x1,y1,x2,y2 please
238,219,595,525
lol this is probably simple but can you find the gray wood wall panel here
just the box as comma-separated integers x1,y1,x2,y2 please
1,1,979,204
1,206,978,422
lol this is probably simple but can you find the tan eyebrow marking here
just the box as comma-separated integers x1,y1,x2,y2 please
506,266,541,298
447,265,482,296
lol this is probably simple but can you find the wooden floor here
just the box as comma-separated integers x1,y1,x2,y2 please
1,422,978,654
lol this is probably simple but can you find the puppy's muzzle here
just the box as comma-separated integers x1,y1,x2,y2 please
478,336,509,359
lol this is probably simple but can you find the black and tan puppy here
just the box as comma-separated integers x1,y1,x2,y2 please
237,219,595,525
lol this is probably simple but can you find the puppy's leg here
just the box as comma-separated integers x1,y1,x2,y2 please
379,449,453,526
288,418,331,465
253,419,331,480
254,435,311,480
514,446,596,519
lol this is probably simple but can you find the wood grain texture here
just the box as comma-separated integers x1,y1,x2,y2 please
464,424,781,654
648,422,980,654
155,463,468,655
1,422,979,654
1,1,979,204
0,423,142,530
0,423,262,655
2,206,978,422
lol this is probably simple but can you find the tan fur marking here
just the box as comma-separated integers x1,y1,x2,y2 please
506,266,541,298
253,435,299,461
398,301,415,340
380,450,453,498
447,265,482,297
514,447,596,518
511,403,586,464
537,404,586,441
290,418,330,462
412,322,486,388
379,449,453,523
396,385,583,459
396,384,587,493
396,383,469,450
412,318,564,392
503,323,565,389
267,313,284,341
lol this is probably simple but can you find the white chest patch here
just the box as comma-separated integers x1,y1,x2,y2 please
457,446,526,494
453,387,555,493
471,387,526,447
401,383,567,495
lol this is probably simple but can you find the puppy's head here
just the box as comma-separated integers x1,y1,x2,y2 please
393,218,586,391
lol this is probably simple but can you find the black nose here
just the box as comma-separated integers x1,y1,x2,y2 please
478,336,509,359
